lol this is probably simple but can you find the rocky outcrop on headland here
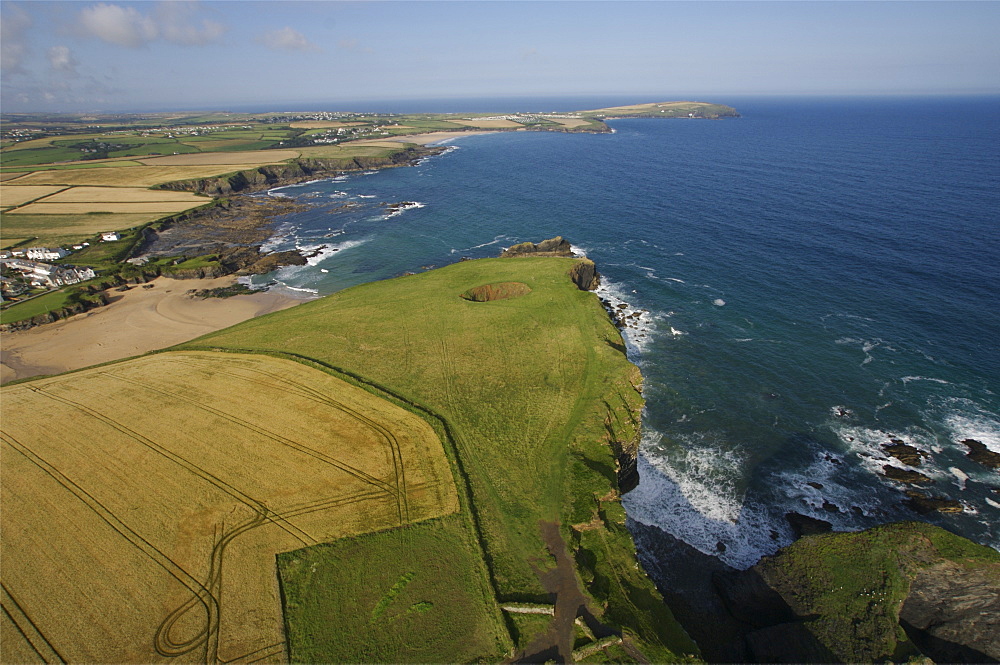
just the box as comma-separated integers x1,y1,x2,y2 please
568,258,601,291
500,236,575,258
711,522,1000,663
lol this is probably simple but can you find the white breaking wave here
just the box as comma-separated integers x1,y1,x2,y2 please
713,298,726,307
385,202,425,218
949,467,969,490
901,376,951,385
450,235,511,254
940,402,1000,454
624,431,784,570
594,278,662,357
297,238,369,267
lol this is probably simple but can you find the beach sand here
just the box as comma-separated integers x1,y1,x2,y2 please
1,276,307,384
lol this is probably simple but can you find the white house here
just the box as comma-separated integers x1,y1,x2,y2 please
101,232,122,242
25,247,69,261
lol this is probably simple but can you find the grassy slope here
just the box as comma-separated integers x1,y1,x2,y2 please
185,256,696,661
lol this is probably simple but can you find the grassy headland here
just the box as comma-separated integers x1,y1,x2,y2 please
183,255,697,661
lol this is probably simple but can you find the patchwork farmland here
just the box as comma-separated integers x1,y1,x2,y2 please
0,351,458,663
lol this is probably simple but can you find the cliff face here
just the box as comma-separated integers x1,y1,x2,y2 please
568,258,601,291
155,147,442,197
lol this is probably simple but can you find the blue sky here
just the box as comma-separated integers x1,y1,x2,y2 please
2,1,998,112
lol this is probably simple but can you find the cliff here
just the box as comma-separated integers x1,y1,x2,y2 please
154,146,443,197
713,522,1000,663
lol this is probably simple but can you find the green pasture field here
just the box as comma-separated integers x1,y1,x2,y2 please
279,515,507,663
186,256,696,660
0,286,75,324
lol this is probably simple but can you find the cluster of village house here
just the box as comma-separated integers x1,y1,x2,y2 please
0,231,121,298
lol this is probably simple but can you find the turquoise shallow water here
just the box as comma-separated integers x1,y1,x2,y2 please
250,96,1000,567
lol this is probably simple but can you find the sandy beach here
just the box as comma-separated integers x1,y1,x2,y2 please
0,276,307,383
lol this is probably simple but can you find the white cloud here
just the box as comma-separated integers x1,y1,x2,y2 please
48,46,79,75
258,27,322,53
338,38,374,55
1,4,32,73
77,2,225,48
79,3,158,48
155,2,226,46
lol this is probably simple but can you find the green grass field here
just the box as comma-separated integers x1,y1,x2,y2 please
279,515,507,663
185,256,696,661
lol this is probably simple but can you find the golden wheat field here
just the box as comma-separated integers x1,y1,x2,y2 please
0,185,68,208
14,200,209,215
36,186,209,204
137,150,300,167
0,212,167,245
0,351,458,664
10,165,278,188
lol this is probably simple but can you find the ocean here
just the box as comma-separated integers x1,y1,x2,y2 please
247,96,1000,569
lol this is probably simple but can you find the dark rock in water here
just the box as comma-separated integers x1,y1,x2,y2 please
807,481,824,490
821,500,841,513
500,235,574,258
882,465,934,485
962,438,1000,470
883,441,927,467
903,490,964,514
785,512,832,538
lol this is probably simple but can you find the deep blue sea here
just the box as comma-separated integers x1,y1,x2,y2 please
248,96,1000,568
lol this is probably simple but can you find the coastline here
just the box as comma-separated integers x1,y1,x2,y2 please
357,129,498,146
0,276,306,384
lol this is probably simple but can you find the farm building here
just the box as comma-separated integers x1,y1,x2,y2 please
101,232,122,242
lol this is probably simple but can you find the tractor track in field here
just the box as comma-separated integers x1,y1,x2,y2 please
22,384,313,546
97,371,402,511
1,353,457,663
159,355,410,524
1,582,65,664
0,430,220,662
